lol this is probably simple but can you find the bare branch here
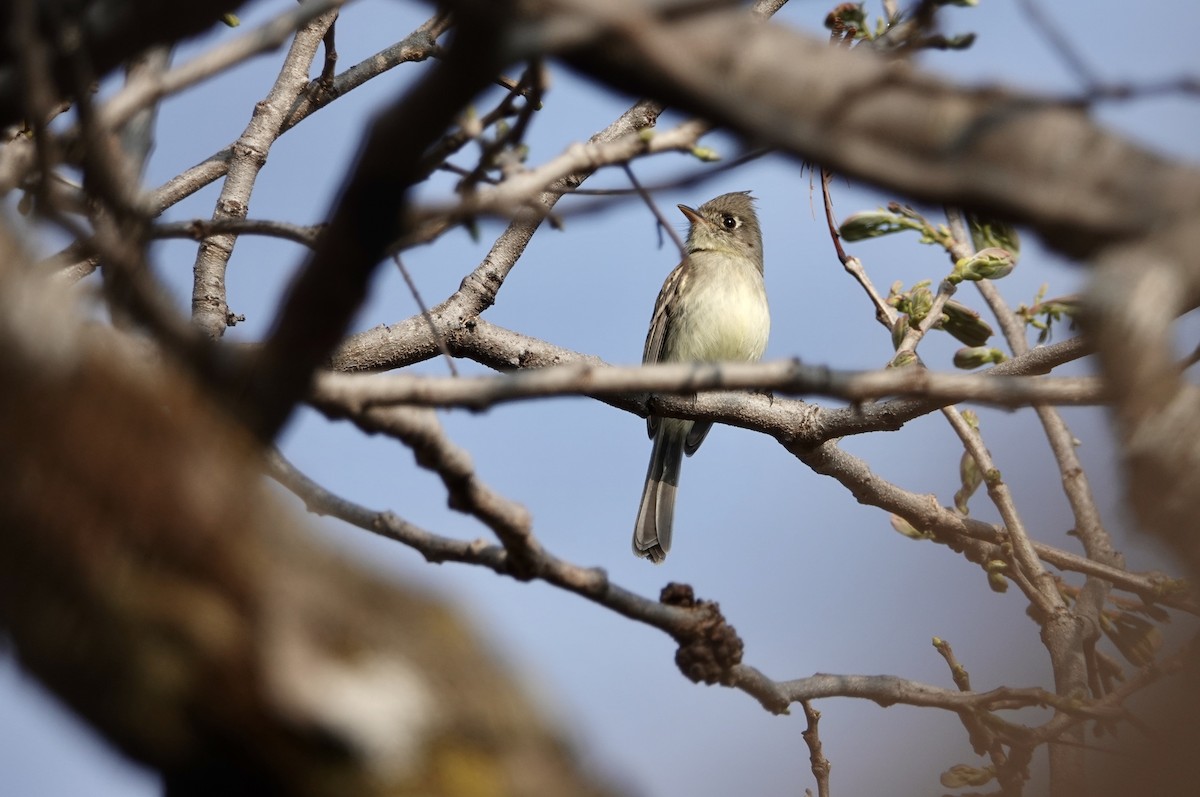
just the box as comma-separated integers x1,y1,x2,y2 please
148,15,447,215
190,8,338,338
308,397,541,576
152,217,321,247
239,17,506,441
263,443,1153,731
312,356,1105,411
802,701,831,797
942,405,1064,617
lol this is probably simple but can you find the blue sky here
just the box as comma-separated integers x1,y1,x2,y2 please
3,1,1199,795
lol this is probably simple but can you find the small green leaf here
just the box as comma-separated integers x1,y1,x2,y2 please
838,209,922,241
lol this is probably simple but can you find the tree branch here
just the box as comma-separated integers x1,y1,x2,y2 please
239,16,505,441
313,355,1104,412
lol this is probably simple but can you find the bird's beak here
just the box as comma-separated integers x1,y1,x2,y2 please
677,204,705,227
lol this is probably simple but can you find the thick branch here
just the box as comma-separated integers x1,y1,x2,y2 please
508,0,1200,261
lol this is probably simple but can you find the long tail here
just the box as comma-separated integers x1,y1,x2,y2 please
632,429,685,563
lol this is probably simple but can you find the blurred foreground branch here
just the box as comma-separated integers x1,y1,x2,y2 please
0,229,622,797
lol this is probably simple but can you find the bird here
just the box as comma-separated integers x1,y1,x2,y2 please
632,191,770,563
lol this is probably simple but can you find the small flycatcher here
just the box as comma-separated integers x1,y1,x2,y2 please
633,191,770,563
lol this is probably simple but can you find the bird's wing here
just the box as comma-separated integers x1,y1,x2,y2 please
643,258,689,438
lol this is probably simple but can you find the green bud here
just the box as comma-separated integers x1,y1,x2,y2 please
889,350,919,369
950,247,1016,284
690,146,720,162
941,300,994,347
955,451,983,514
967,212,1021,263
906,285,933,324
891,316,907,350
953,346,1008,370
221,13,240,27
838,209,921,241
987,570,1009,593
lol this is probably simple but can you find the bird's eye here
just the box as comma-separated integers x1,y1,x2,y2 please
722,214,738,229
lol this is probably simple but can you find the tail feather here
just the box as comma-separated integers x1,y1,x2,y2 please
633,428,685,563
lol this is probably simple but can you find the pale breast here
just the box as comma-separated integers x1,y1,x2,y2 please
664,252,770,364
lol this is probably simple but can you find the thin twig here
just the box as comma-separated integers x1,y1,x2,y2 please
393,254,458,376
152,218,321,247
942,405,1063,618
801,701,831,797
1015,0,1100,89
623,162,688,258
821,168,896,327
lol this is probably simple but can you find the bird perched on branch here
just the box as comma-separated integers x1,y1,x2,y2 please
632,191,770,563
